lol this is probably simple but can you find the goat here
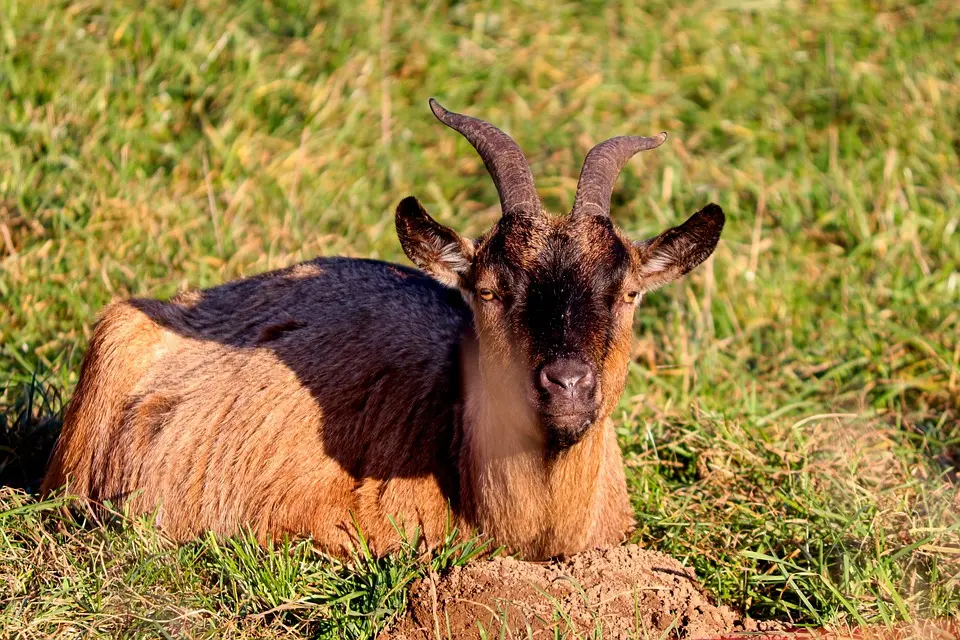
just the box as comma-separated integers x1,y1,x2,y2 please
42,100,724,560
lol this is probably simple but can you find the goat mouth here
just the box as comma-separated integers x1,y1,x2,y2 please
541,412,591,420
541,412,595,449
539,406,598,423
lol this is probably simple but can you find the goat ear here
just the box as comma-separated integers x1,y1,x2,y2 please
633,203,725,292
396,196,474,288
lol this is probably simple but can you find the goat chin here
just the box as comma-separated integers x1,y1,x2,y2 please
41,258,633,560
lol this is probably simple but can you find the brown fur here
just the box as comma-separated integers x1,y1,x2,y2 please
44,267,454,555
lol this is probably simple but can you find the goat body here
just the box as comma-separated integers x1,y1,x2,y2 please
43,258,632,558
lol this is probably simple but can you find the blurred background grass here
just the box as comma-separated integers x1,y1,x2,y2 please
0,0,958,637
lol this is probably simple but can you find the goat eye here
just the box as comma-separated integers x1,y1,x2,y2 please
622,291,639,304
478,288,497,301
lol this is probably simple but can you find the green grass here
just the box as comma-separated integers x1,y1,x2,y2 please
1,0,958,637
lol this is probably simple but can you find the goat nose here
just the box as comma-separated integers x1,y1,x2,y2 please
538,360,596,394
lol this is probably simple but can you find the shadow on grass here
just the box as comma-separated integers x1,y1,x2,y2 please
0,373,63,493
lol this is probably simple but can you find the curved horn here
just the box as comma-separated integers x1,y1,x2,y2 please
429,98,540,217
572,133,668,217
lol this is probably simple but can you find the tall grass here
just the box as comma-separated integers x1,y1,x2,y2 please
1,0,958,637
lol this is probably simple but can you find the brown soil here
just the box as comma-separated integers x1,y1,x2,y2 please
381,544,787,640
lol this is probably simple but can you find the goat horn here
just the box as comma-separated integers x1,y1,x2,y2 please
572,133,668,217
429,98,540,218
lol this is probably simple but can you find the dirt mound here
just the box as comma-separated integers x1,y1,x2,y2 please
382,544,785,639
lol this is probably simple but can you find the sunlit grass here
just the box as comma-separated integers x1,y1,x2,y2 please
1,0,958,637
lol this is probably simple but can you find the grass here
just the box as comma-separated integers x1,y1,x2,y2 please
1,0,958,637
0,487,491,638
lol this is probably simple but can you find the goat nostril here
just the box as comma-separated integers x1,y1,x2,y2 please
579,369,596,389
548,370,581,389
538,360,595,392
544,370,573,389
538,368,552,390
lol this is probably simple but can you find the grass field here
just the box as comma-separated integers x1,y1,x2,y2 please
1,0,959,637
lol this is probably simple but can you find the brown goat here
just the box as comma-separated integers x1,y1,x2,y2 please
42,100,724,560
